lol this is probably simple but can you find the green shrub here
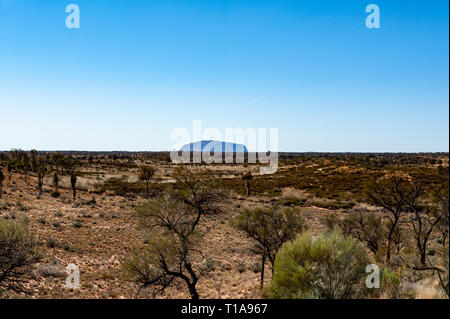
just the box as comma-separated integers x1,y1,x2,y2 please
268,231,368,299
97,177,145,196
0,219,41,293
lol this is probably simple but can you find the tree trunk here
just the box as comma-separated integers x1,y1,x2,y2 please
386,240,391,262
386,217,399,263
188,284,199,300
73,188,76,201
246,181,250,196
419,236,430,266
420,248,426,266
260,255,266,289
0,182,2,198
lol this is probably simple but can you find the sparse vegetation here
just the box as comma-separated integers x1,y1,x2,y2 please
0,150,447,299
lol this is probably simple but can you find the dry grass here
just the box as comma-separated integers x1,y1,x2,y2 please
0,152,448,299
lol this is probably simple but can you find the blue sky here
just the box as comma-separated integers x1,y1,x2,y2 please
0,0,448,152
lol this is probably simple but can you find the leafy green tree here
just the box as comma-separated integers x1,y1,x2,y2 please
268,231,368,299
235,206,305,288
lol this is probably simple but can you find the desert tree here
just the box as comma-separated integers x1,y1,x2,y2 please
52,172,59,192
123,167,226,299
0,219,41,294
339,211,385,256
37,164,46,196
124,195,203,299
50,153,64,173
138,165,155,195
29,150,38,173
234,206,305,288
14,162,24,180
432,167,449,247
21,154,31,184
171,166,227,216
0,169,4,199
7,162,14,186
70,172,78,201
402,178,443,266
412,240,449,298
241,172,253,196
390,223,406,255
437,246,449,297
410,170,449,292
365,176,409,263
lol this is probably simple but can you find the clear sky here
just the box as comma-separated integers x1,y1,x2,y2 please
0,0,448,152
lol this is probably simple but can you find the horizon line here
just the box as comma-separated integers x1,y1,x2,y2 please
1,149,449,154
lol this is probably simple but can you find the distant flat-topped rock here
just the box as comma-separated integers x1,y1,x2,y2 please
180,140,248,153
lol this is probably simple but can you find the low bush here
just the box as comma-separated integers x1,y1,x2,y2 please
0,219,41,293
268,231,368,299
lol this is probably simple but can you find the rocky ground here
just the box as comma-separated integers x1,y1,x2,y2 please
0,170,330,299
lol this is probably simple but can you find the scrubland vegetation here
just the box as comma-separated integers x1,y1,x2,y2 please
0,150,448,299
